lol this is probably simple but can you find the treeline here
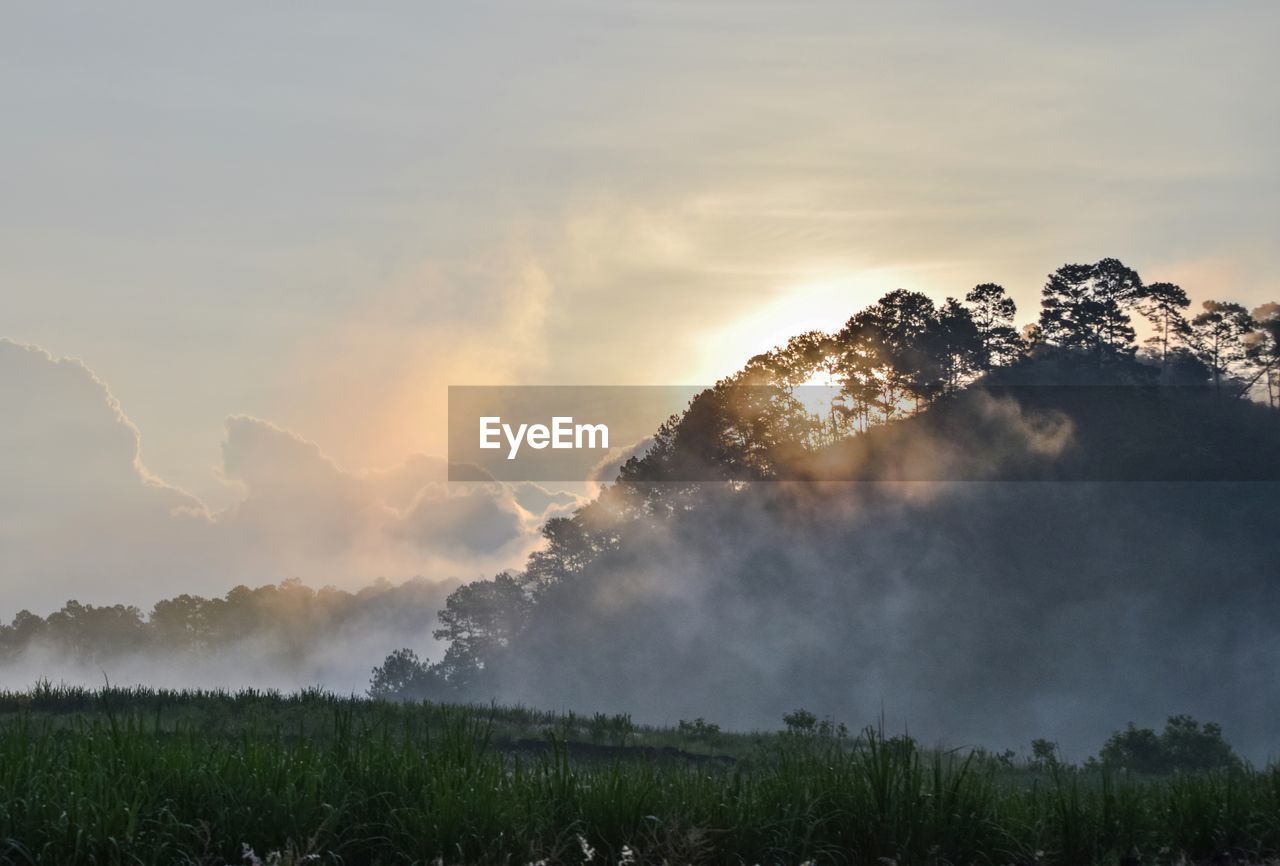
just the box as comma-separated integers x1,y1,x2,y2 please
629,260,1278,478
404,258,1279,695
0,578,454,665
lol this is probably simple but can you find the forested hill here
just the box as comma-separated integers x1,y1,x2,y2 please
421,259,1280,759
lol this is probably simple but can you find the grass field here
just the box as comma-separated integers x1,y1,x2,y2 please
0,686,1277,865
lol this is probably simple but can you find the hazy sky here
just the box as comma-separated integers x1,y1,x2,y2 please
3,3,1279,603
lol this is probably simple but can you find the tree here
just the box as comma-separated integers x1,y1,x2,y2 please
1038,259,1142,363
1030,738,1060,767
44,600,148,660
1160,714,1239,772
1244,302,1280,407
620,378,816,482
523,516,610,593
741,331,840,389
1185,300,1255,394
964,282,1022,368
836,289,942,420
1098,715,1239,774
740,332,848,444
150,594,215,654
432,572,533,686
782,708,818,734
369,648,442,701
1137,281,1190,368
0,610,46,660
926,298,984,394
1099,723,1166,774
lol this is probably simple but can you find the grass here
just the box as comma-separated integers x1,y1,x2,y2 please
0,685,1277,865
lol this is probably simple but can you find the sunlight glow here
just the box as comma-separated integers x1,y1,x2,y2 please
695,267,922,382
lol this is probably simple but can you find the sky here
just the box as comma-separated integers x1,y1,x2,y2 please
2,1,1279,610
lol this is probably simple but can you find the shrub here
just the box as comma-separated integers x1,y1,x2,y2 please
1097,715,1240,774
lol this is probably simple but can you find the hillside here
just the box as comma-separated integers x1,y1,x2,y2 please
427,267,1280,761
471,374,1279,759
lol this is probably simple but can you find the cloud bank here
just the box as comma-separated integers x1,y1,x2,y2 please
0,338,567,614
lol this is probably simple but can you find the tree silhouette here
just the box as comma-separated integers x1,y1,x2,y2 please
1098,715,1239,774
927,298,984,395
369,648,441,701
964,282,1022,368
740,332,846,443
432,572,533,686
1186,300,1254,394
1137,281,1190,369
837,289,941,419
1245,302,1280,407
618,378,816,482
1038,259,1142,364
523,516,610,593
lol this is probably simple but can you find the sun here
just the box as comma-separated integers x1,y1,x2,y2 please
693,268,910,383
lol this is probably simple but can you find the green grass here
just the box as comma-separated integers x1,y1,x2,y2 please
0,686,1277,865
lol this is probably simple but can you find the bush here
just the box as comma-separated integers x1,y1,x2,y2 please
1098,715,1240,774
782,709,849,738
782,708,818,734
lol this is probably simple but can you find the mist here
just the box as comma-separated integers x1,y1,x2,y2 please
419,368,1280,763
0,577,459,697
476,478,1275,761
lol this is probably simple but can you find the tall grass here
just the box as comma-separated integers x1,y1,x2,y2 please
0,685,1276,864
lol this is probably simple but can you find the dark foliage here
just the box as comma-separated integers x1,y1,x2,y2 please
1098,715,1241,774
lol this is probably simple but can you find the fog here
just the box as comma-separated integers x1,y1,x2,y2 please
482,479,1275,761
471,386,1280,762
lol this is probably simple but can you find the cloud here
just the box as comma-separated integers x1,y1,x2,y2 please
276,248,556,473
0,339,201,515
0,339,545,613
586,436,655,496
508,482,582,522
0,339,212,610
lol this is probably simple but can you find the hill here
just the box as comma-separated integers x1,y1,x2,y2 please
426,265,1280,761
